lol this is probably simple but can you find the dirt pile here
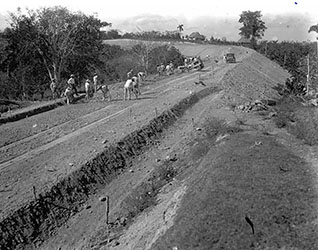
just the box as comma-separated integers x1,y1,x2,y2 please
219,49,290,106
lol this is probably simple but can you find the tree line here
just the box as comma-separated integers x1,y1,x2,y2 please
0,6,184,100
1,7,318,100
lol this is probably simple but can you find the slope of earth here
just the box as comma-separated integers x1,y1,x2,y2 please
36,46,317,250
3,43,313,250
0,44,241,249
90,51,318,249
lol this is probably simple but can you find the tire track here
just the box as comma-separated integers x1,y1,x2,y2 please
0,69,212,170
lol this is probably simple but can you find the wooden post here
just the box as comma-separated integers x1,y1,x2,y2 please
32,186,37,200
105,195,110,245
155,108,158,117
307,54,310,95
105,195,109,225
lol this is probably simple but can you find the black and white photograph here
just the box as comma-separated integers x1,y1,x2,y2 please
1,0,318,249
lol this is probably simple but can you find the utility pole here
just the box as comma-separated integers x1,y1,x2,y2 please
265,42,268,57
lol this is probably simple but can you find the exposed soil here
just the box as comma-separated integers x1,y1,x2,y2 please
1,43,317,250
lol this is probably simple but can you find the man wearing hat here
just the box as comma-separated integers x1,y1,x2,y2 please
67,74,78,96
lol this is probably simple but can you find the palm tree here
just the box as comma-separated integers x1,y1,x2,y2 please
177,24,184,32
177,24,184,40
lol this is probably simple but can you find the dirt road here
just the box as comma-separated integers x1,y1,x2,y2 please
0,45,238,221
3,43,315,250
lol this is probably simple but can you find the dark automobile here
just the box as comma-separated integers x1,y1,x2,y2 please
225,53,236,63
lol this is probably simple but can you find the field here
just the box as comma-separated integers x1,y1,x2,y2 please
1,42,318,250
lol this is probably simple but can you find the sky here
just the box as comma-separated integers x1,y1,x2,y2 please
0,0,318,41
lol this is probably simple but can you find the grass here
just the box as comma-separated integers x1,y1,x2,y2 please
121,162,177,220
274,96,318,145
201,117,242,141
151,132,318,250
189,118,242,163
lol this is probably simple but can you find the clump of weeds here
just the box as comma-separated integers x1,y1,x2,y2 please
121,162,177,221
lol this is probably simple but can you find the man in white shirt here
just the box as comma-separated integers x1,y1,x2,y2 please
93,73,98,94
67,74,78,96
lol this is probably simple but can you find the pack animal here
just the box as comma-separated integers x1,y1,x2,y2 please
97,84,111,101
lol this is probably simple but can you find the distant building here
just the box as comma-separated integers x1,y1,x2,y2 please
188,32,206,42
237,36,252,47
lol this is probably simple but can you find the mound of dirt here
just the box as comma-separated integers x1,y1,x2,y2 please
218,49,290,106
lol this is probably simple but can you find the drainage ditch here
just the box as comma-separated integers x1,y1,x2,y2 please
0,86,219,250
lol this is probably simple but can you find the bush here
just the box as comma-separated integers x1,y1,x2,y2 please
121,163,177,220
274,96,318,145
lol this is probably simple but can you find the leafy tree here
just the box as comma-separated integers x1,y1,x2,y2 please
8,7,110,83
1,6,111,99
99,44,128,81
309,24,318,34
131,41,156,74
101,29,121,40
122,30,182,41
238,10,267,46
149,45,184,73
1,18,48,99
